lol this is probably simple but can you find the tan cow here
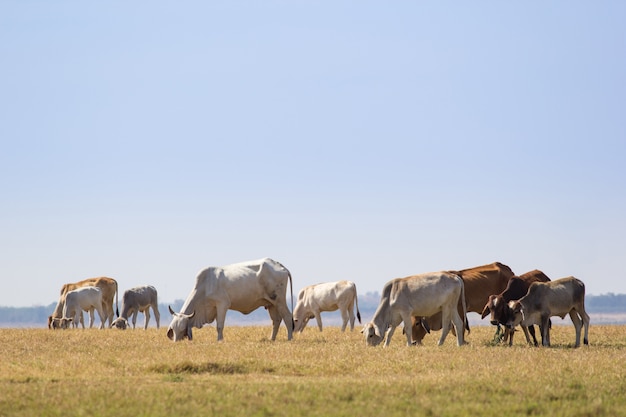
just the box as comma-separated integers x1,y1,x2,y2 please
507,276,590,347
409,262,515,344
293,280,361,332
48,277,119,329
362,271,467,347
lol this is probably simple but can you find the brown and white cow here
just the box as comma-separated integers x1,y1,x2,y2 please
408,262,514,344
167,258,294,342
293,280,361,332
480,269,551,346
507,276,590,347
48,277,119,329
111,285,160,330
60,286,106,329
362,272,467,347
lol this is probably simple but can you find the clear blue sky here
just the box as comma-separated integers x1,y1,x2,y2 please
1,2,625,307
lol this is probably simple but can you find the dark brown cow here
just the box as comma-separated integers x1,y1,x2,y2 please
480,269,551,346
48,277,119,329
409,262,515,344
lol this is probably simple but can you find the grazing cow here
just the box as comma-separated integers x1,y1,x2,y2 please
60,286,106,329
362,272,467,347
480,269,551,346
48,277,119,329
167,258,294,342
507,277,590,347
111,285,160,330
409,262,514,344
293,280,361,332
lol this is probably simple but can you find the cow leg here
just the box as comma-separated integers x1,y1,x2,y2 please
274,302,293,341
215,303,229,342
95,306,105,329
131,310,139,329
143,309,150,330
88,309,95,328
569,311,583,348
577,306,590,346
541,314,551,347
527,325,539,346
520,326,532,345
347,305,356,331
266,305,283,341
450,308,465,347
78,311,85,329
314,310,324,332
340,308,350,332
153,303,161,329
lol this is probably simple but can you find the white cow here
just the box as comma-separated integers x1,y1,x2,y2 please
293,280,361,332
167,258,294,342
60,286,106,329
111,285,160,330
362,272,467,347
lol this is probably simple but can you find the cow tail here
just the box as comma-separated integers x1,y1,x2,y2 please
115,280,119,318
355,288,362,324
288,270,294,329
460,276,469,335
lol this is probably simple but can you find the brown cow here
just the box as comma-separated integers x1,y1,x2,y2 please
480,269,551,346
48,277,119,329
408,262,515,344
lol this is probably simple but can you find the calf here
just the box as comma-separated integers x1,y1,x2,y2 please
111,285,160,330
293,280,361,332
507,277,590,347
60,286,106,329
480,269,551,346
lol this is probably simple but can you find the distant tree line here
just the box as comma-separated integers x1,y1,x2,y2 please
0,293,624,327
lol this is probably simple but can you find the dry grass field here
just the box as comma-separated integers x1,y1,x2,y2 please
1,324,625,417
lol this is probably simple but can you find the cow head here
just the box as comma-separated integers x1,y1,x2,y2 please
481,295,508,326
111,317,129,330
167,305,196,342
293,312,314,333
59,317,73,329
48,316,63,330
506,301,523,328
361,323,384,346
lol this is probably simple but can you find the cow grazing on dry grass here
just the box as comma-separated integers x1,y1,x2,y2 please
167,258,294,342
363,272,467,347
408,262,514,344
48,277,119,329
507,276,590,347
293,280,361,332
59,286,106,329
111,285,160,330
481,269,551,346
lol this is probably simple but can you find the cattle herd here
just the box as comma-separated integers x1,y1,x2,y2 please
47,258,591,348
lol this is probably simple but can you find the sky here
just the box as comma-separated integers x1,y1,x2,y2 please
1,2,625,308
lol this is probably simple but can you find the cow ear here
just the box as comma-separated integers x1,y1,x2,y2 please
421,319,431,334
373,325,381,338
480,304,490,319
167,328,174,340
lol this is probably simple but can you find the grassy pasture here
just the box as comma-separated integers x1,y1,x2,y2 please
1,325,625,417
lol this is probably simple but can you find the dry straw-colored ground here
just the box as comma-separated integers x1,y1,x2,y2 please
1,324,625,417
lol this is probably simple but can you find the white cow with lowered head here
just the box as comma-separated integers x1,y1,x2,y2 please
362,271,467,347
167,258,294,342
293,280,361,332
60,286,106,329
